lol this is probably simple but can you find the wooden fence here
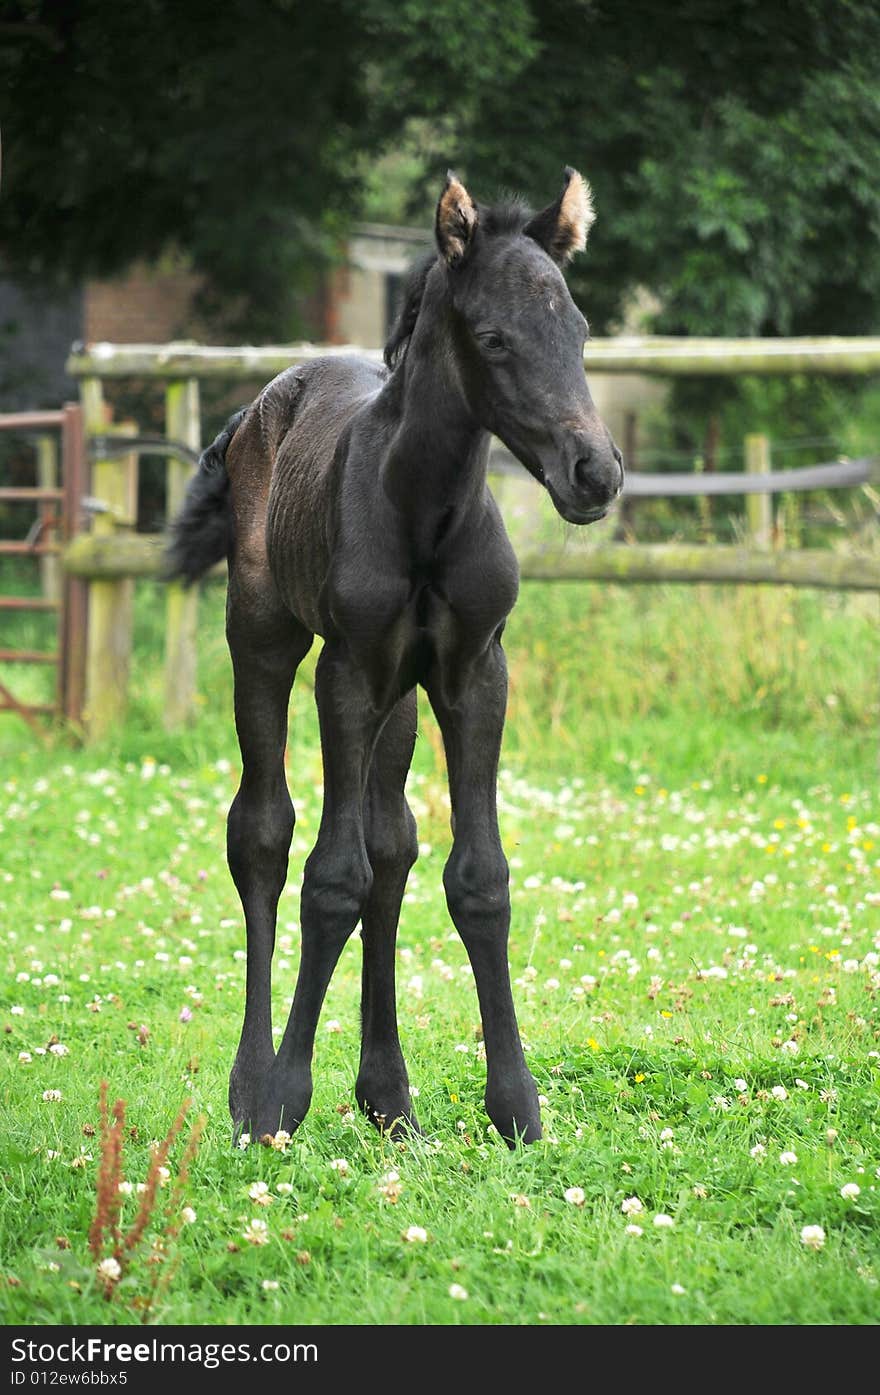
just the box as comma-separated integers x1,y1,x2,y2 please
61,338,880,738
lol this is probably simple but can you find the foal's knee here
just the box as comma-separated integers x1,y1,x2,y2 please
227,784,294,896
365,801,418,877
301,844,374,932
443,845,509,932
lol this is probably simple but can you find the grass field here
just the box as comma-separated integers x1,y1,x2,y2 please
1,573,878,1326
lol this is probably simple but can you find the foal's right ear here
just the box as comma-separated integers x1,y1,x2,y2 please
436,172,479,266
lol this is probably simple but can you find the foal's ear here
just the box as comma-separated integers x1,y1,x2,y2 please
524,167,595,266
436,172,479,266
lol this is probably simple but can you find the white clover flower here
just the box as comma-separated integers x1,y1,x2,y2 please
781,1040,799,1056
779,1150,798,1166
671,1283,686,1296
48,1043,69,1057
733,1078,748,1092
97,1257,121,1282
181,1206,197,1224
563,1186,585,1207
18,1052,32,1064
243,1218,270,1246
237,1132,251,1150
271,1130,291,1152
117,1181,133,1196
248,1181,272,1205
771,1085,788,1101
653,1213,675,1229
262,1279,280,1291
840,1183,861,1201
329,1158,349,1176
800,1225,826,1251
750,1143,766,1158
659,1127,674,1142
41,1089,62,1102
403,1225,428,1243
448,1283,469,1301
276,1182,294,1195
624,1224,643,1237
378,1170,403,1202
621,1196,643,1216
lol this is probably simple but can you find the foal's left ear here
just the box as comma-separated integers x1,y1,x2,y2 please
524,167,595,266
436,172,479,266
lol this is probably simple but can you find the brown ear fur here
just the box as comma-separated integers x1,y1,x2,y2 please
524,167,595,266
436,172,479,266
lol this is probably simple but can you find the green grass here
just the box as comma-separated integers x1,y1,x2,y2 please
0,575,878,1325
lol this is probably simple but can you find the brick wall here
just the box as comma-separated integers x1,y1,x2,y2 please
84,262,204,344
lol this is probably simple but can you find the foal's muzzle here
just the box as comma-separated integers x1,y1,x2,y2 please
547,435,624,524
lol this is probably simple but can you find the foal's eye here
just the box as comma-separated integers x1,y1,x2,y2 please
477,331,506,354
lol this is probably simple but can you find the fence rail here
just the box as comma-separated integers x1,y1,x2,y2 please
67,336,880,380
61,531,880,593
487,447,878,495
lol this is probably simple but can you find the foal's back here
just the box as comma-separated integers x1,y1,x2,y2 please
226,356,386,632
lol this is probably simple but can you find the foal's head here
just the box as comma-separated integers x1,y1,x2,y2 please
430,167,623,524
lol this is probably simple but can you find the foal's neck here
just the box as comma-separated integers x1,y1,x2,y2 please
381,293,489,554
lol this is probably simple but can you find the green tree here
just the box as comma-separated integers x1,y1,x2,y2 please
3,0,878,345
451,0,880,340
0,0,533,335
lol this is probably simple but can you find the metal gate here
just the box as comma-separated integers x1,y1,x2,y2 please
0,404,87,730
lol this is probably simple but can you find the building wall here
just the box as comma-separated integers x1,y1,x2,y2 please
331,225,431,349
84,261,203,345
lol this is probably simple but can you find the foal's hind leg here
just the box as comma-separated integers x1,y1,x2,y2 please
225,586,313,1133
357,691,420,1136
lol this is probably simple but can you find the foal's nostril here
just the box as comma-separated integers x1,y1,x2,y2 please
573,454,593,492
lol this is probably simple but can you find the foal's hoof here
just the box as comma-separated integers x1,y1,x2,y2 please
356,1083,422,1139
230,1065,313,1145
356,1066,422,1140
486,1073,543,1147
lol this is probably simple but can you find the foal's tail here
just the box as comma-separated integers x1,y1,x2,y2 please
163,408,248,585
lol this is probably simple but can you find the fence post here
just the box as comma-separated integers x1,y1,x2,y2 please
59,402,88,725
81,379,138,740
164,378,201,729
35,433,61,601
744,433,772,547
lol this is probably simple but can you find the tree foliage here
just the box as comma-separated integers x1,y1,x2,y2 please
2,0,879,341
451,0,880,339
0,0,533,334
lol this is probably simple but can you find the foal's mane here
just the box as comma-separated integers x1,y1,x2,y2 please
383,197,533,371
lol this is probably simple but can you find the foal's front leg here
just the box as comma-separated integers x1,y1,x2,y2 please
255,642,389,1136
428,640,542,1145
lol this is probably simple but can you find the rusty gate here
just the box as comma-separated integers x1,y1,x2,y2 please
0,404,87,730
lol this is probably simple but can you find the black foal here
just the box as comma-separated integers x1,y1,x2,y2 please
166,167,622,1145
